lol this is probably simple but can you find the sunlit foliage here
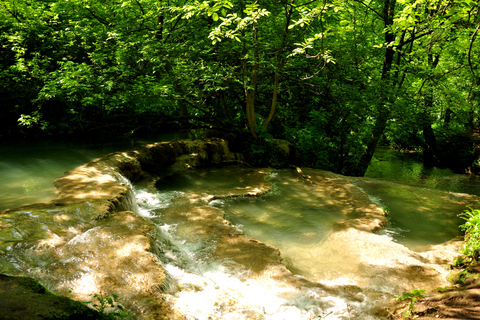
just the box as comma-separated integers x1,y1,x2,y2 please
1,0,479,174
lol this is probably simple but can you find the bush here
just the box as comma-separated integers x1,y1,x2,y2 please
395,288,425,318
458,207,480,263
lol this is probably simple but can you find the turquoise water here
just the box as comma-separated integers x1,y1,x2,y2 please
0,134,181,210
365,147,480,195
363,147,479,250
146,166,468,319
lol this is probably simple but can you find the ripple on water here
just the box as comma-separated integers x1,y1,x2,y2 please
131,167,470,319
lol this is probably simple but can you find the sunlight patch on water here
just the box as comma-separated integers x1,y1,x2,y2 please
135,184,385,320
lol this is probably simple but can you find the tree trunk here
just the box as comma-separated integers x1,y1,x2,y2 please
352,0,397,176
422,54,440,166
354,112,389,176
263,0,294,131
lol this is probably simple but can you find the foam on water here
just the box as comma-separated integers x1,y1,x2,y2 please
165,264,331,320
135,188,384,320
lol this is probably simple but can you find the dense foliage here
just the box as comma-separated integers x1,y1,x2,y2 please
459,207,480,263
1,0,480,175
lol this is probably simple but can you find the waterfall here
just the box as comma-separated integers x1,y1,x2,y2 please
133,185,374,320
113,172,139,213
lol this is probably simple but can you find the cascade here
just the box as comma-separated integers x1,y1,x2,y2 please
131,167,470,319
1,140,477,319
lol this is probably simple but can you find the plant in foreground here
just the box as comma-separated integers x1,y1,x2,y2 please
458,207,480,263
395,288,425,318
382,206,390,216
84,292,135,319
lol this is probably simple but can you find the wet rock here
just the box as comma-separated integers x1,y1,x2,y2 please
0,139,246,319
0,274,104,320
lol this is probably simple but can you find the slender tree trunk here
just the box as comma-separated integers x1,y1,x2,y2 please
156,8,164,41
244,1,260,139
245,18,259,138
444,108,453,126
422,54,440,167
354,111,389,176
353,0,397,176
421,111,438,166
263,0,294,130
178,99,188,118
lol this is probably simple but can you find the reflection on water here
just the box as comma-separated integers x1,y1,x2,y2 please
363,147,480,250
353,179,468,251
0,135,179,210
142,166,473,319
0,152,90,210
365,147,480,195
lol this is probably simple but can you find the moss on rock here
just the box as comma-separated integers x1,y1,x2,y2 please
0,274,106,320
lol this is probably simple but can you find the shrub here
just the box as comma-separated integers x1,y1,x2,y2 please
395,288,425,318
458,207,480,263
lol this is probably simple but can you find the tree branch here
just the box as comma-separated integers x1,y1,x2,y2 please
352,0,384,20
467,23,480,100
84,6,112,27
417,64,467,96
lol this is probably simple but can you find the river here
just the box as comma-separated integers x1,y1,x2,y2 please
0,134,181,210
1,142,478,319
134,162,477,319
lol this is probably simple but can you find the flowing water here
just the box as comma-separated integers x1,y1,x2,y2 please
135,168,367,319
134,165,479,319
0,134,181,210
2,144,480,319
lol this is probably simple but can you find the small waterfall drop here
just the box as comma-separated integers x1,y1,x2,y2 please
134,186,366,320
132,167,403,320
130,166,474,319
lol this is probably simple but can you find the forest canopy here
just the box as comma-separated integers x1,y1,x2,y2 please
1,0,480,176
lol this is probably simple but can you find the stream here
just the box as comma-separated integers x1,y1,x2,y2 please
1,143,479,319
133,163,477,319
0,134,181,211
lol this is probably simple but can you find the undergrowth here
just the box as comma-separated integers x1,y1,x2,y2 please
458,207,480,264
84,292,135,319
395,288,425,318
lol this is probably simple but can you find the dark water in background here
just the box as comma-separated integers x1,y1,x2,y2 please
0,133,183,210
365,147,480,196
363,147,480,249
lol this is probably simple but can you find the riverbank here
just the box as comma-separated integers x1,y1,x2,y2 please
388,263,480,319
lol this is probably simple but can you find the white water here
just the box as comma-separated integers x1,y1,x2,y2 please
131,167,474,319
134,176,384,319
136,194,372,320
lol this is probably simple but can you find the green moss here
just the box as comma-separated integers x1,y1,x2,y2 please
0,274,111,320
